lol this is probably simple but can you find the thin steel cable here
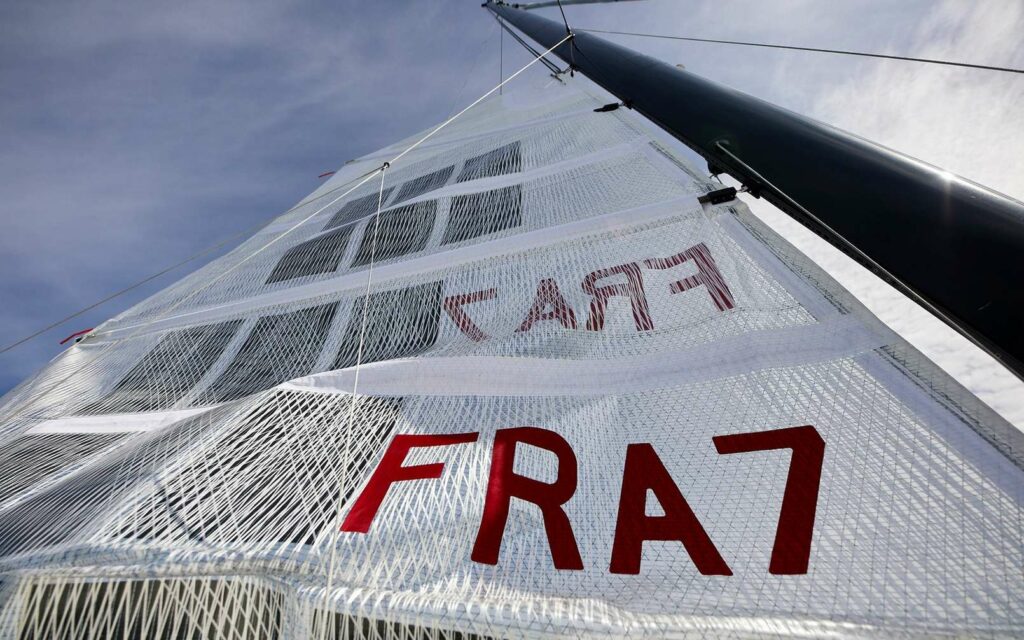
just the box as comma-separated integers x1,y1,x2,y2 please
446,22,499,118
556,0,571,35
0,166,383,357
493,13,565,76
0,166,385,426
556,0,578,74
0,229,255,355
577,27,1024,75
385,33,572,169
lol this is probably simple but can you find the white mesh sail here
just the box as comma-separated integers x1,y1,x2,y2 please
0,81,1021,639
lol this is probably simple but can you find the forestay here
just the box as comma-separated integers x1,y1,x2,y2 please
0,81,1020,639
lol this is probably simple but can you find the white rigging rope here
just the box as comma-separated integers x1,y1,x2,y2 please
317,166,388,637
314,34,572,630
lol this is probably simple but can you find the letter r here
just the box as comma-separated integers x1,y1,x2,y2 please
472,427,583,570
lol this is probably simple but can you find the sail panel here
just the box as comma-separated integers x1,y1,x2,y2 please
0,81,1020,639
265,226,358,284
324,188,396,231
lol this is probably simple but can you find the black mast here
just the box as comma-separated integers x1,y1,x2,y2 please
487,2,1024,380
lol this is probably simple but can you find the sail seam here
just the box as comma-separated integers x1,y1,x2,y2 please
258,137,649,239
94,196,699,339
281,314,884,398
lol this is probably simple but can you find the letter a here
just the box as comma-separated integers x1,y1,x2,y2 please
517,279,577,332
609,443,731,575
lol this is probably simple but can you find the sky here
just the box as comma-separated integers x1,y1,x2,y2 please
0,0,1021,426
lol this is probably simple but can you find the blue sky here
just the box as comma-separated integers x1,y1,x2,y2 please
1,0,1022,424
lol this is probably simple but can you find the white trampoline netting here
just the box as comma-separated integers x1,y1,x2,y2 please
0,80,1021,639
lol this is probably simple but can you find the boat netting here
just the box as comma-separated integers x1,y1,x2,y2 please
0,80,1021,639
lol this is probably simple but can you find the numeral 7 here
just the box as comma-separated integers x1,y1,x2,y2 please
713,425,825,574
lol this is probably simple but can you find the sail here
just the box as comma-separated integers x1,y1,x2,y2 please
0,80,1021,639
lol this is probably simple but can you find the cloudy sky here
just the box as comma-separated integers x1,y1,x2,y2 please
1,0,1021,426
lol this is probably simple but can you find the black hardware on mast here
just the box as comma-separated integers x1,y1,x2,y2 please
486,1,1024,381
